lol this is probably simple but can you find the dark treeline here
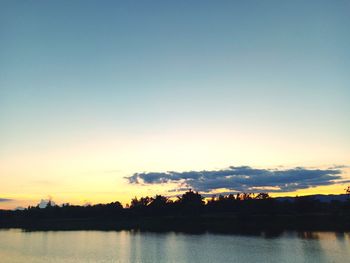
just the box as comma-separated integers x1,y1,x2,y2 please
1,189,350,233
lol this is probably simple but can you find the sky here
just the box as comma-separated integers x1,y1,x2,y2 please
1,0,350,209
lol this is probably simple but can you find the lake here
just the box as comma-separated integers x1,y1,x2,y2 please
0,229,349,262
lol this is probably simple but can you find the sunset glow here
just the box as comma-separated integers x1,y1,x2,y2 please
1,1,349,209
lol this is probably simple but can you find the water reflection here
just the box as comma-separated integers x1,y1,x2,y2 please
0,229,349,263
298,231,320,239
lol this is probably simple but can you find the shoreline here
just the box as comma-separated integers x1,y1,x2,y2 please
2,214,350,234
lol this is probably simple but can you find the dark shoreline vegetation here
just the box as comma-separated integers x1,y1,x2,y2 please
1,189,350,234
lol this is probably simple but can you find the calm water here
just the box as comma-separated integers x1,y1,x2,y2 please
0,230,350,263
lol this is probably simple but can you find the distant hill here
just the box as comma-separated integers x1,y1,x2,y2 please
275,194,349,203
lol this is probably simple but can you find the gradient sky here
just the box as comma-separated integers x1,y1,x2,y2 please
1,0,350,209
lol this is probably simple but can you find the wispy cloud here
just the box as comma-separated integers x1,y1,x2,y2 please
126,166,348,193
0,198,13,202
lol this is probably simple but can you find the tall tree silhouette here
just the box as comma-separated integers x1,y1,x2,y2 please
178,189,204,206
149,195,169,208
177,189,204,214
130,196,151,209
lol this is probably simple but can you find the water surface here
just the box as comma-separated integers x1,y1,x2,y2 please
0,229,349,263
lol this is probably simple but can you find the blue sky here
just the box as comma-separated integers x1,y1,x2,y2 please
0,1,349,207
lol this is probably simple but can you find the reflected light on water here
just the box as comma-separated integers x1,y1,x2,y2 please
0,230,350,263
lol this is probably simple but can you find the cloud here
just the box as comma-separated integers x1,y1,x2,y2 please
126,166,347,193
0,198,13,202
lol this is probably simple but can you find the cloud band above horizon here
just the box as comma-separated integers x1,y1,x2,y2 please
126,166,347,193
0,198,13,203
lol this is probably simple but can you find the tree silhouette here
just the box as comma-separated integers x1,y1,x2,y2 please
149,195,169,208
177,189,204,207
45,200,53,208
130,196,151,209
2,189,350,233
